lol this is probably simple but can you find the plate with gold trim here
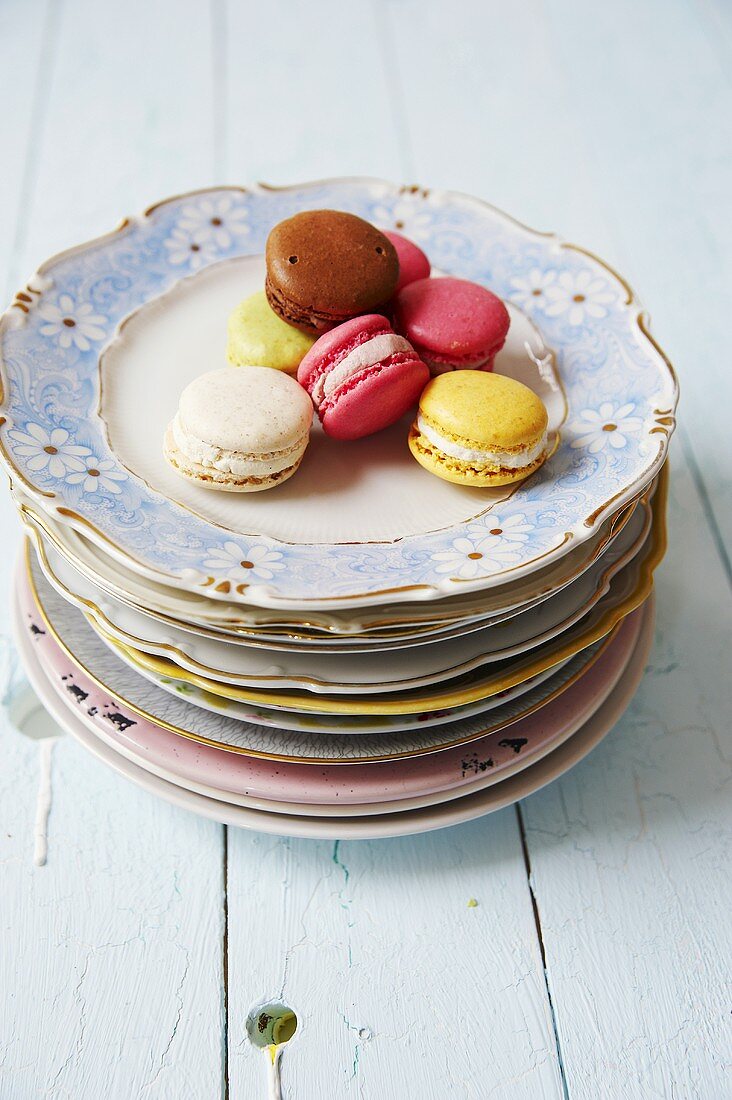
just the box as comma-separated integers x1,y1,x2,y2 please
18,567,645,810
103,486,663,717
23,548,613,760
11,464,653,648
14,583,656,835
0,180,677,609
28,492,653,692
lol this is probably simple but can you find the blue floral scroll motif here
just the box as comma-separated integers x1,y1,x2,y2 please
0,181,677,604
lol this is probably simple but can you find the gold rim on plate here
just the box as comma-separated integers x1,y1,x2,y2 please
24,487,655,692
1,179,678,609
13,474,651,642
95,465,667,717
25,550,623,764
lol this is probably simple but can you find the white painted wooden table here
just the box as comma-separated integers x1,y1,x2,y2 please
1,2,730,1096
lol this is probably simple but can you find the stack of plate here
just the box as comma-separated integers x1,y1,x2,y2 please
0,180,677,839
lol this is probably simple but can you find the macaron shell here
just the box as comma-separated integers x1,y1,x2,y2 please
266,210,399,334
163,425,307,492
383,230,431,292
418,371,548,451
226,291,315,373
178,367,313,454
408,425,549,487
393,277,510,370
322,358,429,441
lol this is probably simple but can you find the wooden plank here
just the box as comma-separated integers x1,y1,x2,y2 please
380,2,732,1094
382,0,621,261
12,0,218,283
540,0,732,555
0,0,52,305
0,729,226,1097
521,449,732,1097
227,819,564,1100
223,0,407,184
0,2,227,1094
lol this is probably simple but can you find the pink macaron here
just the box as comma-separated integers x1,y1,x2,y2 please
384,230,431,292
393,276,511,374
297,314,429,440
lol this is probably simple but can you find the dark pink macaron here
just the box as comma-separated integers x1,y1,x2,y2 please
393,276,510,374
384,230,431,293
297,314,429,440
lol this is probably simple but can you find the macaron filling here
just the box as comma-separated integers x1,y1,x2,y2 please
171,414,306,478
416,415,548,470
311,333,415,405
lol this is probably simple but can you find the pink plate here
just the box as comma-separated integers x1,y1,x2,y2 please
18,557,646,806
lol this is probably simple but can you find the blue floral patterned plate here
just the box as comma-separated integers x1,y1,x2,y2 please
0,180,677,609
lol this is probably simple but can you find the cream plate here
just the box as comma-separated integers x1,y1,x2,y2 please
0,180,677,609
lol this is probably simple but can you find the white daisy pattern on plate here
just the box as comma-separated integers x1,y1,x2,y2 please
570,402,644,453
8,424,90,479
431,531,524,581
541,269,616,326
163,227,219,271
468,511,534,545
38,294,108,351
65,454,127,494
371,198,435,242
176,195,250,249
509,268,557,311
202,541,285,583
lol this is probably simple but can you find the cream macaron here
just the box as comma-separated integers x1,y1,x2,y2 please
164,367,313,492
409,371,551,487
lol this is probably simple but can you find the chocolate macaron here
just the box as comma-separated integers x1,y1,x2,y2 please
265,210,399,335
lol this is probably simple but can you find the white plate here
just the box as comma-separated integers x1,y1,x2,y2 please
12,480,648,645
13,584,655,839
98,495,663,714
0,179,677,609
28,499,651,692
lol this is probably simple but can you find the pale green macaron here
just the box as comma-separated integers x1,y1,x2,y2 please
227,291,316,374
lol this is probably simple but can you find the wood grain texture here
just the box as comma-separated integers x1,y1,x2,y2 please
521,450,732,1097
0,0,52,305
223,0,407,183
13,0,218,283
0,730,226,1097
1,2,227,1097
226,822,563,1099
1,0,730,1097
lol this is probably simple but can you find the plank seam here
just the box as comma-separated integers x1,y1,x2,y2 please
516,802,570,1100
677,427,732,589
371,0,416,180
4,0,62,302
211,0,228,182
223,824,230,1100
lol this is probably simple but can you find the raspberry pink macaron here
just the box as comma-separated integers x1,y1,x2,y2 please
383,231,431,292
297,314,429,440
393,276,510,374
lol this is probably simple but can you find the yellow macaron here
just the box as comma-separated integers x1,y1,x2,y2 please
408,371,551,487
227,291,316,374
